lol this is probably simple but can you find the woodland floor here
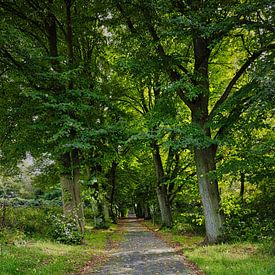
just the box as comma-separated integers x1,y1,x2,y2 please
88,218,190,275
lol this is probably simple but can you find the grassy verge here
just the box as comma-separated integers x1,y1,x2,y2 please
0,224,122,275
144,221,275,275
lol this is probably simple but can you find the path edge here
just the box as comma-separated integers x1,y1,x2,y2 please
141,220,205,275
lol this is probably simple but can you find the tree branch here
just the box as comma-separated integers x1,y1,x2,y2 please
116,2,194,108
124,94,145,112
17,27,49,53
142,8,193,80
116,99,144,115
214,96,252,140
1,48,44,91
116,3,137,33
209,44,275,120
0,2,47,36
169,172,196,204
0,68,9,78
140,89,149,113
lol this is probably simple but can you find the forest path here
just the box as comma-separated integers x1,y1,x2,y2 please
94,218,190,275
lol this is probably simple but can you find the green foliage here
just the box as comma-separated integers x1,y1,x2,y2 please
0,0,274,248
172,209,204,235
258,241,275,257
0,228,26,246
1,207,55,237
221,192,275,242
93,217,111,230
49,213,83,244
1,205,82,244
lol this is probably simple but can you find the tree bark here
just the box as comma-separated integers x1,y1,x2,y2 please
0,199,6,228
60,150,85,234
135,202,144,218
240,173,245,200
156,186,172,227
109,161,118,223
143,204,151,220
151,141,173,227
191,36,223,243
194,146,223,243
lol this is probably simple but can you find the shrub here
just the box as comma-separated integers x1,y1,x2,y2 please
220,194,275,242
0,228,26,246
0,205,84,244
172,221,196,234
258,240,275,256
172,205,205,234
93,217,110,229
48,213,83,244
1,206,52,236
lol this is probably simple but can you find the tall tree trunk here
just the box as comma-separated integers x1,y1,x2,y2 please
135,202,144,218
60,150,85,233
240,172,245,200
194,146,223,243
0,199,6,228
151,141,173,227
156,186,172,227
95,178,110,228
143,204,151,220
109,161,118,223
191,36,223,243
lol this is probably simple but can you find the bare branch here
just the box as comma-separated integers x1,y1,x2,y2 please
53,15,67,39
124,94,145,111
240,34,252,56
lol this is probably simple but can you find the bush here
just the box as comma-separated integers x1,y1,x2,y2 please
172,205,205,234
48,213,83,244
221,194,275,242
93,217,110,229
172,221,196,234
0,205,84,244
258,240,275,256
1,206,54,236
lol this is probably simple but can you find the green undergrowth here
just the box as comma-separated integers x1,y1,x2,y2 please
0,224,121,275
143,221,275,275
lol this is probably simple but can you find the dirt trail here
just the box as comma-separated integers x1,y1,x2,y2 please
94,218,190,275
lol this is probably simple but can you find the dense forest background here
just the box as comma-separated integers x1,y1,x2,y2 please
0,0,274,259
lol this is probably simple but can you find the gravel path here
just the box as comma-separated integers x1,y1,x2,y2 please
95,219,190,275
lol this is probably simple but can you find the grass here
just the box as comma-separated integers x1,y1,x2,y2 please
185,242,275,275
0,224,122,275
144,221,275,275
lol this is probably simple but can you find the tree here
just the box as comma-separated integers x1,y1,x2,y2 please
106,0,274,242
0,0,112,233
